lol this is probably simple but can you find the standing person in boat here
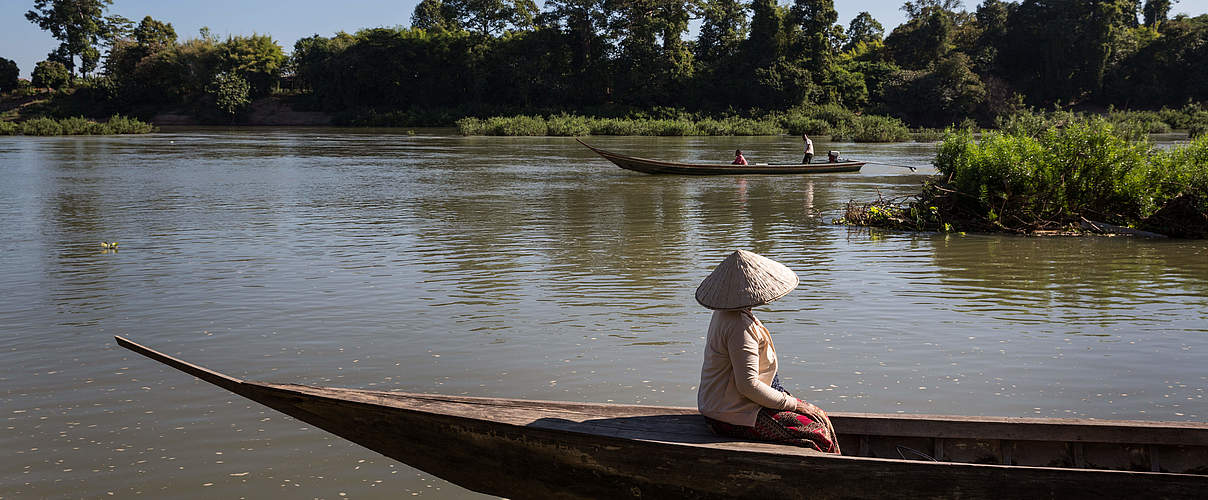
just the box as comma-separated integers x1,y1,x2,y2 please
801,134,815,164
695,250,840,453
732,149,748,165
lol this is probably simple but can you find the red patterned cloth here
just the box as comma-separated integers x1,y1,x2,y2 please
704,403,841,454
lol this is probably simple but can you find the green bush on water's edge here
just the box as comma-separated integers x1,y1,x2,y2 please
455,105,1208,142
0,115,155,136
839,116,1208,238
455,105,926,143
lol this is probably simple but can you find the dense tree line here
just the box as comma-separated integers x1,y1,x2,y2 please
9,0,1208,126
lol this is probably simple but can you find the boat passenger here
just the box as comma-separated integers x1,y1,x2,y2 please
732,149,748,165
695,250,840,453
802,134,815,164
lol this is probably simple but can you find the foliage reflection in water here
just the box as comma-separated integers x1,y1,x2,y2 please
0,130,1203,499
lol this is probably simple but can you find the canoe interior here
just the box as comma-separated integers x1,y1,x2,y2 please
577,138,865,175
116,336,1208,499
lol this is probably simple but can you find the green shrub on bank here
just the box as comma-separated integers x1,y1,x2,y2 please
842,118,1208,236
1158,104,1208,130
104,114,155,134
803,103,858,130
457,110,913,141
773,104,854,136
831,115,911,142
1106,109,1171,134
20,117,63,135
999,107,1208,139
546,113,592,136
1190,122,1208,138
58,116,104,135
779,116,830,136
2,115,155,136
932,117,1201,229
911,128,945,142
458,114,789,137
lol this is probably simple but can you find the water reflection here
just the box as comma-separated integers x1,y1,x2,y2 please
1,130,1204,500
929,234,1208,329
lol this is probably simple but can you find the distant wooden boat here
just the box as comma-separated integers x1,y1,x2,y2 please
116,335,1208,499
577,139,865,175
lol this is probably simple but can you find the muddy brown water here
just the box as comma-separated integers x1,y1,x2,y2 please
1,129,1204,498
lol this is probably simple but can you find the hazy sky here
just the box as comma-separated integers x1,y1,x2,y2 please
2,1,1207,79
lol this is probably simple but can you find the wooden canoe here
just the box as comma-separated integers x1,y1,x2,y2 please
577,139,865,175
115,335,1208,499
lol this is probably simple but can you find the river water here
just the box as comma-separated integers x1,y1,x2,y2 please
1,129,1205,498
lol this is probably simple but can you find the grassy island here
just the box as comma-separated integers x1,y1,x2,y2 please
839,115,1208,238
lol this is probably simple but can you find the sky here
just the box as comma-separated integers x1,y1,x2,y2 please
2,0,1208,79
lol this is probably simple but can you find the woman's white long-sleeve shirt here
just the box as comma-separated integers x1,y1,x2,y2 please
697,309,797,426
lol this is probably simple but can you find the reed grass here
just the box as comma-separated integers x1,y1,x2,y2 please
1190,122,1208,139
830,115,911,142
103,114,156,134
457,114,789,137
910,128,945,142
19,117,64,135
2,115,155,136
457,108,911,141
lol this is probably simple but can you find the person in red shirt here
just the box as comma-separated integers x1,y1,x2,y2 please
732,149,748,165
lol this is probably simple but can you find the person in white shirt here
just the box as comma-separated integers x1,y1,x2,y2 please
695,250,840,453
802,134,815,164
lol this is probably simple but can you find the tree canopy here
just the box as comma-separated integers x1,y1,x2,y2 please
23,0,1208,128
25,0,128,77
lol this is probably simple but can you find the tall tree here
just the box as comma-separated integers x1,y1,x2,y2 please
25,0,123,77
217,34,286,97
133,16,176,51
789,0,840,56
412,0,457,32
901,0,964,19
1143,0,1172,27
0,57,19,93
697,0,749,64
787,0,842,103
543,0,610,105
745,0,787,67
844,11,884,51
970,0,1009,73
607,0,698,105
443,0,538,37
32,60,70,89
1001,0,1138,104
884,0,959,70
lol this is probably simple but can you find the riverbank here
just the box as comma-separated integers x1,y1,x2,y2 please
454,109,922,142
5,87,1206,140
1,89,332,129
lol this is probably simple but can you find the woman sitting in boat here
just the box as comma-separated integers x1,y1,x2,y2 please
695,250,840,453
732,149,747,165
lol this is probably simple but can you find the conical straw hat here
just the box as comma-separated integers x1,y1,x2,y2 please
695,250,799,310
